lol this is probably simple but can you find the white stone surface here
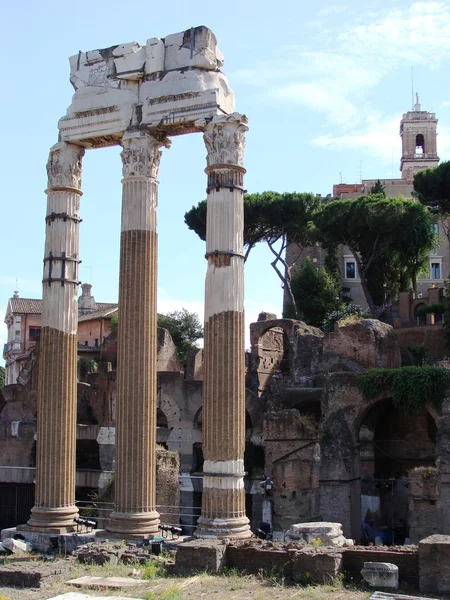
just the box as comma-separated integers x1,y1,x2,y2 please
96,426,115,445
203,459,245,490
204,257,244,321
59,27,235,146
362,562,399,589
2,537,32,553
163,27,223,71
145,38,165,74
285,522,348,546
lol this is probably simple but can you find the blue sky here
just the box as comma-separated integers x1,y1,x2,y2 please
2,0,450,358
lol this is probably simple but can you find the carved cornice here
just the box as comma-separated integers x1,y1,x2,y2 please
198,113,248,168
47,143,85,189
121,133,171,179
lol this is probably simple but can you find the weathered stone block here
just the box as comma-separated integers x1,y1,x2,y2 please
361,562,399,589
175,540,227,572
419,534,450,593
292,550,343,584
286,522,347,546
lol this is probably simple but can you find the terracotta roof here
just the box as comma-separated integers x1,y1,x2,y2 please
9,297,42,314
78,307,118,322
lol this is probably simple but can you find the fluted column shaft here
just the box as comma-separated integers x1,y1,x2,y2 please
107,131,169,537
26,142,84,532
195,113,251,539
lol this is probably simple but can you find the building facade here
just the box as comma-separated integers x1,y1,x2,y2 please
3,284,117,385
286,98,447,309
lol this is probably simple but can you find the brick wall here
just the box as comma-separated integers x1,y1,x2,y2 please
342,548,419,585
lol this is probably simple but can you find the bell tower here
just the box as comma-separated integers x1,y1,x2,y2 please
400,94,439,182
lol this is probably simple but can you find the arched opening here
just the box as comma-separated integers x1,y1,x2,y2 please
156,408,170,447
251,326,293,395
415,303,427,326
415,133,425,155
193,407,202,431
293,400,322,425
359,398,436,545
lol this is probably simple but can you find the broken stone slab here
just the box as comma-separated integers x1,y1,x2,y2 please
47,594,144,600
361,562,399,589
2,537,33,553
0,567,41,588
419,534,450,594
292,550,343,584
370,593,438,600
285,522,351,547
66,576,146,589
175,539,227,572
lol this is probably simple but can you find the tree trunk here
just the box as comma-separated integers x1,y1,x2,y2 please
351,249,377,316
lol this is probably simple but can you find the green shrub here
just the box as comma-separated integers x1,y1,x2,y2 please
358,366,450,414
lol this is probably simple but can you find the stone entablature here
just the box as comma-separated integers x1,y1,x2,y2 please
59,26,234,146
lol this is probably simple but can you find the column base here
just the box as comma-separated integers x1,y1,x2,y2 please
194,516,252,540
106,510,160,539
23,505,78,533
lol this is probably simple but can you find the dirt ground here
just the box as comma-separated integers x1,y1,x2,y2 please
0,556,374,600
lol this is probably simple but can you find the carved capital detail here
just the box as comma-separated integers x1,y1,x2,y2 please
47,142,85,189
201,112,248,168
121,133,171,179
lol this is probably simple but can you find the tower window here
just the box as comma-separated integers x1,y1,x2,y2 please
431,262,441,280
415,134,425,156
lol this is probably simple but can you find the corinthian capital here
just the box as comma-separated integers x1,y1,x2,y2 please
201,112,248,168
47,142,85,189
121,133,171,179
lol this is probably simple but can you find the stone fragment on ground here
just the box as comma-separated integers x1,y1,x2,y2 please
369,592,438,600
2,537,33,553
362,562,399,588
66,575,146,588
285,522,352,547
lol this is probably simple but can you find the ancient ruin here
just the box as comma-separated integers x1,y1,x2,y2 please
20,26,249,539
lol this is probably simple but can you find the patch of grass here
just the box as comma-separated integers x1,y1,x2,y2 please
142,560,168,579
142,585,182,600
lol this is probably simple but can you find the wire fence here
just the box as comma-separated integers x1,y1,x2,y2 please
75,500,201,533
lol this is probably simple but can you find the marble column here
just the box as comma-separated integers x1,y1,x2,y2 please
107,131,169,537
195,113,251,539
26,142,84,532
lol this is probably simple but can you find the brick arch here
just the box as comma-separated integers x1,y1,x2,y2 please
157,386,181,429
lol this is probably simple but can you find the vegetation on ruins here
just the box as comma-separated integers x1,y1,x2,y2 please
184,191,321,317
285,257,345,327
312,195,437,315
357,366,450,415
157,309,203,364
414,161,450,242
0,366,4,390
78,357,98,381
110,308,203,364
415,303,445,316
368,179,386,197
405,342,430,366
322,304,370,334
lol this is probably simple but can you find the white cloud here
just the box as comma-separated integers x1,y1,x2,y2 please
313,112,402,163
233,2,450,156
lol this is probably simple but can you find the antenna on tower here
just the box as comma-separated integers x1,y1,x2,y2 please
339,172,343,184
411,67,414,110
359,161,362,184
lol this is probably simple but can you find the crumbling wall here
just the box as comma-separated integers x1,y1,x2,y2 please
157,328,182,372
263,409,320,531
323,319,401,371
156,445,180,524
409,467,440,543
